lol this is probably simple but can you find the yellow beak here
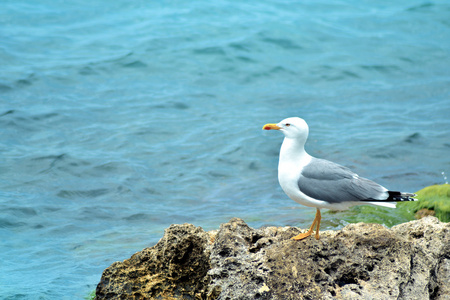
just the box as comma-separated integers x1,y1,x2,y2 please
262,123,281,130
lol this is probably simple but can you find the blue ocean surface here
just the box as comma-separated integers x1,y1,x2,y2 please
1,0,449,298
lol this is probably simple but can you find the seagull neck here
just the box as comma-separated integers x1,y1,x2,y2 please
279,137,310,165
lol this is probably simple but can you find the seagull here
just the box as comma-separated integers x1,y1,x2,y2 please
263,117,416,240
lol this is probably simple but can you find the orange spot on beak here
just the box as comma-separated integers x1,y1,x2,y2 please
262,123,281,130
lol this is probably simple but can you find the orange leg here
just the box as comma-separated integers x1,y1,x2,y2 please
291,208,321,240
314,209,321,240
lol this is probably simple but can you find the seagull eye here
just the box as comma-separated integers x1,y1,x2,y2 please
285,123,291,127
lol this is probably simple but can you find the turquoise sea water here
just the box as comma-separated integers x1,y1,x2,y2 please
1,0,449,298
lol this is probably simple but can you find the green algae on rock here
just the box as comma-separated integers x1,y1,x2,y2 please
407,184,450,222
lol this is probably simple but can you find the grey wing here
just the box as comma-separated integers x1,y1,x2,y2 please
298,158,388,203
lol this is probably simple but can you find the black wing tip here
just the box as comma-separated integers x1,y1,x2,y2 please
388,191,418,202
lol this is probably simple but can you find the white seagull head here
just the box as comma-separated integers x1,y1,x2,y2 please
263,117,309,142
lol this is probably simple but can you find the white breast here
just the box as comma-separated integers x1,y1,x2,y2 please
277,138,315,207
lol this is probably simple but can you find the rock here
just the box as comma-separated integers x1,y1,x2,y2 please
95,223,213,299
415,208,436,219
95,217,449,300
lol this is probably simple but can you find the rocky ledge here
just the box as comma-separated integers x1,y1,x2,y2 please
95,217,449,300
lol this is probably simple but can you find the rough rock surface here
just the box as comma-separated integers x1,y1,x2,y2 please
95,217,449,300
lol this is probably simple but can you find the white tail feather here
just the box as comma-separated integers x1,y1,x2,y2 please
367,202,397,209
